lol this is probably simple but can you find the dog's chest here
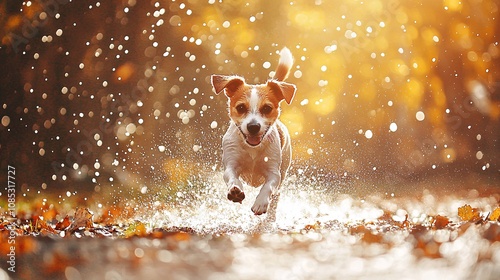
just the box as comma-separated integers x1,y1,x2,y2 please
238,149,268,187
246,148,259,160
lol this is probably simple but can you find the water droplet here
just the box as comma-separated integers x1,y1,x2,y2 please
476,151,483,160
389,123,398,132
294,70,302,78
416,111,425,121
365,130,373,139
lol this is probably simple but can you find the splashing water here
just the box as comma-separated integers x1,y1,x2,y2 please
125,170,494,235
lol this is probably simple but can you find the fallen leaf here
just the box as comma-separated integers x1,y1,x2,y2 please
124,221,148,238
303,221,321,231
489,207,500,221
432,215,450,229
35,217,58,235
73,208,94,228
55,216,71,231
458,204,481,222
67,208,94,233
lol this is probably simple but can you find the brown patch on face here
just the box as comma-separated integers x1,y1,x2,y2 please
257,84,283,123
227,84,252,124
225,82,288,126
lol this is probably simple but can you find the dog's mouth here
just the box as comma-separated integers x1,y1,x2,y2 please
246,134,263,146
238,126,269,147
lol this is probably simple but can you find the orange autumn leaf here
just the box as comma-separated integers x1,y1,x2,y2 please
55,216,71,231
124,221,148,238
303,221,321,231
73,208,94,228
67,208,94,233
35,218,58,235
432,215,450,229
458,204,481,222
490,208,500,221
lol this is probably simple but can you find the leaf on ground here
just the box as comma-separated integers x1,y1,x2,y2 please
55,216,71,231
458,204,481,222
124,221,148,238
303,221,321,231
67,208,94,233
35,217,58,235
489,207,500,221
432,215,450,229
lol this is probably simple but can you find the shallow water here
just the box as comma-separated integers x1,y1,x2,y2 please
3,173,499,280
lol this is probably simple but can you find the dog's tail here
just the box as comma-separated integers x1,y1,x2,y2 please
273,47,293,82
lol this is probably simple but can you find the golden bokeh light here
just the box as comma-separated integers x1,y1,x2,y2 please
0,0,498,187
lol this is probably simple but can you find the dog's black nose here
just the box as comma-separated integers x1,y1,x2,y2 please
247,122,261,135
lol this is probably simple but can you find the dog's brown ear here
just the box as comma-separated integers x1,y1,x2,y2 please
267,80,296,104
211,75,245,97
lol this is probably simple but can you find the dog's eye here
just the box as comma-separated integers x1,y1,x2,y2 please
261,104,273,115
236,104,247,114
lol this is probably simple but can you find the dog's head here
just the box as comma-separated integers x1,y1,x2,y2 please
211,75,296,146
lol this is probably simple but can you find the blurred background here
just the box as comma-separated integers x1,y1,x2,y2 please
0,0,498,199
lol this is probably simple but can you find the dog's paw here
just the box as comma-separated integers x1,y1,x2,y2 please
227,186,245,203
251,198,269,215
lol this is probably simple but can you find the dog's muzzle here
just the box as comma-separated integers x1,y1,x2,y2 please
238,121,267,146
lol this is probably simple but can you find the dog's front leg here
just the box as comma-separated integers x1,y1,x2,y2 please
251,173,280,215
223,166,245,203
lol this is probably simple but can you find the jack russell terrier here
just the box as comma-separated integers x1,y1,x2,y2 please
211,47,297,217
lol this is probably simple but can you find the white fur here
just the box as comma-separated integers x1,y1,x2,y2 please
240,87,266,137
222,120,290,216
249,87,259,113
211,47,296,219
279,47,294,70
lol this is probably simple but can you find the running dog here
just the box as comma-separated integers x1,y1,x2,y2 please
211,47,296,217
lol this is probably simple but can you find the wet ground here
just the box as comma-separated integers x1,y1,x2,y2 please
1,173,500,280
